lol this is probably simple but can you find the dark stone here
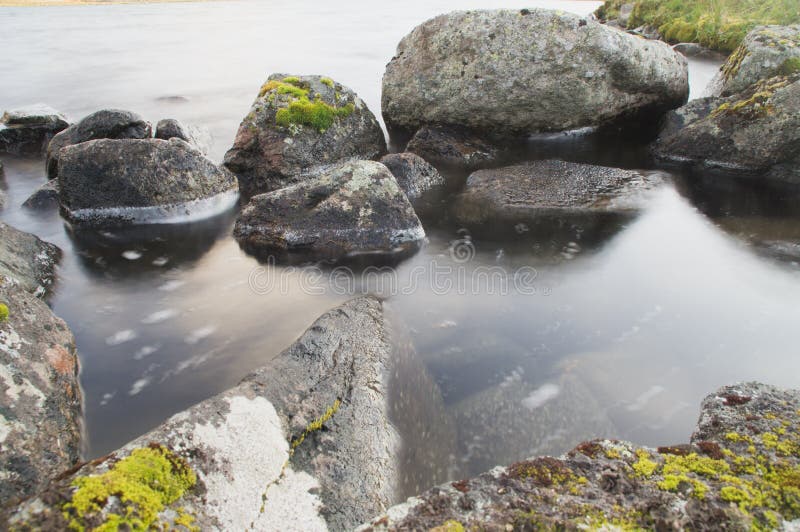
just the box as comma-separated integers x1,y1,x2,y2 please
0,222,61,299
0,105,69,157
22,180,59,211
154,118,211,155
405,126,502,171
379,152,445,199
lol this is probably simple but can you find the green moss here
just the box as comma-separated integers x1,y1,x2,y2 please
281,76,303,86
431,520,465,532
779,57,800,75
276,99,354,133
658,474,709,499
62,445,196,532
632,449,659,478
662,453,730,478
595,0,800,52
320,77,334,88
0,303,8,322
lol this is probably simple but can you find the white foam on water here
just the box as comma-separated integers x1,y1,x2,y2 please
185,326,217,344
141,309,179,324
122,250,143,260
133,344,161,360
128,377,152,396
105,329,138,346
158,280,186,292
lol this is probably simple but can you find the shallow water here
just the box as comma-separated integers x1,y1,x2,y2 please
3,0,800,498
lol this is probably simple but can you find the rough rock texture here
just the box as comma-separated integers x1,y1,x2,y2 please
708,25,800,97
4,297,404,531
58,138,238,226
379,152,444,199
405,126,503,171
0,276,82,506
46,109,152,179
224,74,386,196
0,163,5,210
360,382,800,531
382,8,688,136
0,105,69,156
653,74,800,181
154,118,211,155
0,222,61,299
452,160,664,230
22,180,59,211
234,160,425,261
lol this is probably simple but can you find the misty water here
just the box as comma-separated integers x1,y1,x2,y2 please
2,0,800,498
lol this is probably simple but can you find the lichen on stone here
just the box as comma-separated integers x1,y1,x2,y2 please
257,76,355,133
61,444,196,531
0,303,8,322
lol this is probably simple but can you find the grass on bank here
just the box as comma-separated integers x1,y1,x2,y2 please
596,0,800,52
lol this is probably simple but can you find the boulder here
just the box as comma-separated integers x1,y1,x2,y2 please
0,105,69,156
22,180,59,211
234,160,425,261
0,276,82,506
57,138,239,227
46,109,152,179
652,74,800,182
224,74,386,196
0,222,61,299
360,382,800,530
379,152,444,199
154,118,211,155
382,9,688,137
3,297,406,531
405,126,503,171
708,25,800,97
452,160,664,234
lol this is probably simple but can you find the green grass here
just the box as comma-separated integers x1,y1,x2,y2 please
596,0,800,52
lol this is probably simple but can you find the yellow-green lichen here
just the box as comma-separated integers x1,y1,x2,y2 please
658,474,709,499
0,303,8,322
62,445,196,532
291,399,341,451
430,520,465,532
632,449,659,478
320,77,334,88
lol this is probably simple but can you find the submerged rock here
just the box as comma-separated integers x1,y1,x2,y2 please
234,160,425,261
361,382,800,531
22,179,59,211
46,109,152,179
652,74,800,182
708,25,800,97
405,126,504,171
4,297,407,531
382,8,688,137
0,277,82,506
0,222,61,299
452,160,663,235
379,152,445,199
0,105,69,156
224,74,386,196
154,118,211,155
57,138,238,227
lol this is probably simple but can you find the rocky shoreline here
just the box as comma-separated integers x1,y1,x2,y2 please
1,6,799,531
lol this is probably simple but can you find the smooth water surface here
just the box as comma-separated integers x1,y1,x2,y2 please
3,0,800,496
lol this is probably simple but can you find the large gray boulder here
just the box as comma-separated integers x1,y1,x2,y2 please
154,118,211,155
3,297,414,531
0,276,82,506
379,152,444,199
57,138,239,227
224,74,386,196
360,382,800,531
0,105,69,156
452,160,664,232
46,109,152,179
0,221,61,299
708,25,800,97
653,74,800,182
382,8,688,136
234,160,425,261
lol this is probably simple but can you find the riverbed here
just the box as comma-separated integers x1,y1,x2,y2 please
2,0,800,494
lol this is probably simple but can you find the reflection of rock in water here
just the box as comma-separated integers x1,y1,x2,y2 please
386,306,458,499
450,372,615,477
715,217,800,265
66,211,234,278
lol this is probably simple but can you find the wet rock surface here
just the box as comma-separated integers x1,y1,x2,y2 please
0,221,61,299
224,74,386,196
452,160,664,235
379,152,445,200
653,74,800,182
382,8,688,137
405,126,504,171
3,297,407,531
234,160,425,262
361,382,800,531
0,276,83,507
58,138,238,227
46,109,152,179
708,25,800,97
22,179,59,211
0,105,69,157
154,118,211,155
